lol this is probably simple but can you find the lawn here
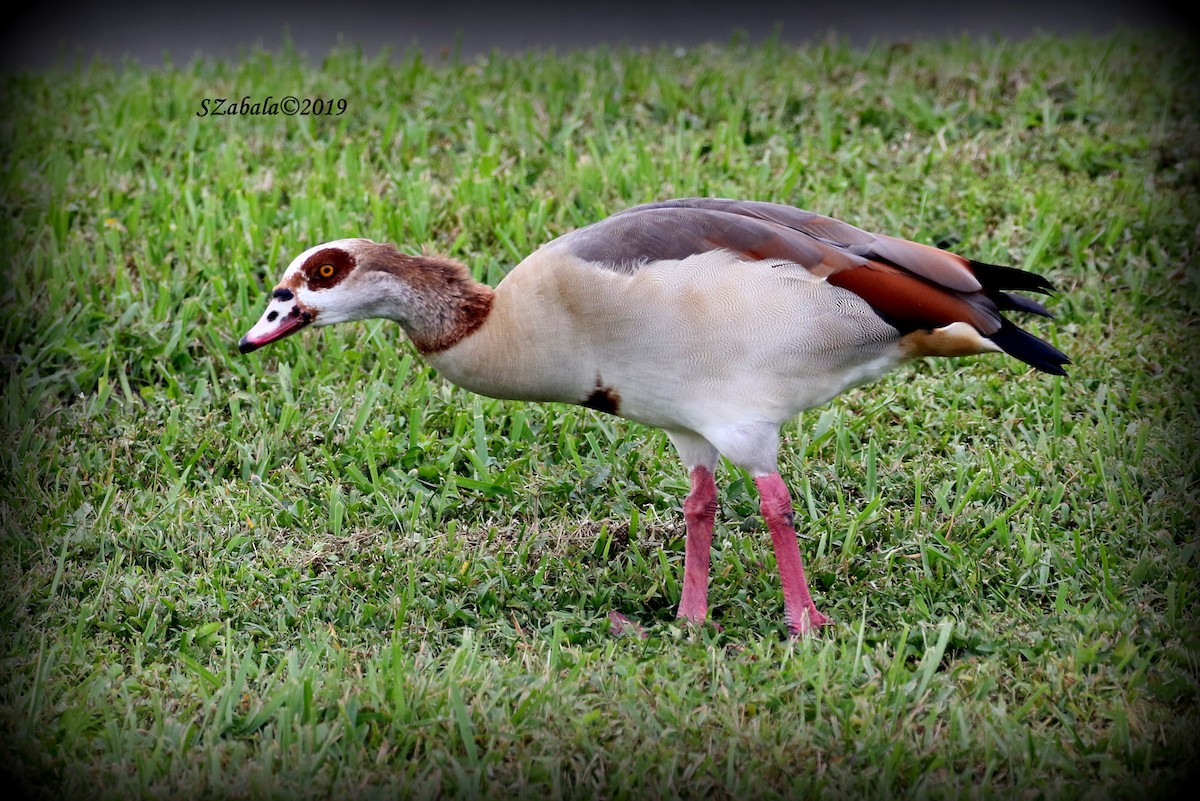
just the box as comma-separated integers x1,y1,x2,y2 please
1,29,1197,800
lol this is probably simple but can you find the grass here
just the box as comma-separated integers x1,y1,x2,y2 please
1,29,1198,800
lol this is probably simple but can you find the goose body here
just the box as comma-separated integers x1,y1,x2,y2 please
431,247,904,437
241,198,1068,636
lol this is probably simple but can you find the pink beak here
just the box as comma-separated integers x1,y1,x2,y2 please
239,291,314,353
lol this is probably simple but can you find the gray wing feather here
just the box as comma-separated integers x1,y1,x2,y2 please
557,197,980,292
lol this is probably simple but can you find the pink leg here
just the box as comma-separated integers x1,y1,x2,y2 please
754,473,830,636
676,466,718,624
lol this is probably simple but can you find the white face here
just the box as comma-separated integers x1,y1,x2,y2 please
238,238,374,353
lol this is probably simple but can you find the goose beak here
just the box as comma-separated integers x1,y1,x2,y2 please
239,291,315,354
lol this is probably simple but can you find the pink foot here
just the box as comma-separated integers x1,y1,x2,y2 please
676,612,724,632
608,611,648,639
789,607,831,638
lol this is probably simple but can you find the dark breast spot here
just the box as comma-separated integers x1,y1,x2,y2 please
580,373,621,415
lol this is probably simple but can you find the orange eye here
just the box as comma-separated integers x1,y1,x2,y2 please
318,264,335,278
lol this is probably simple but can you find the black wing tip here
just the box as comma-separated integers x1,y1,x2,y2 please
995,291,1054,319
988,320,1071,375
969,259,1058,296
972,262,1066,370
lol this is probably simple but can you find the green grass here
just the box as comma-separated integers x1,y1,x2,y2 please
2,29,1198,800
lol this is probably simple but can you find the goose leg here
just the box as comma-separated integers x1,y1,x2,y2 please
754,473,830,636
677,465,718,623
667,432,720,625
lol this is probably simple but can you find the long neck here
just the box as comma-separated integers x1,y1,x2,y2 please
372,253,496,355
367,251,581,401
418,254,594,404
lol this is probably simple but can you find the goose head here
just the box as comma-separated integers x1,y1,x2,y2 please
238,238,493,355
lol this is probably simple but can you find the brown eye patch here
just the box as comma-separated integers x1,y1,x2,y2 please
301,247,355,289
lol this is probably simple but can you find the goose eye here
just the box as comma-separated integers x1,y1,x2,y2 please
319,264,335,278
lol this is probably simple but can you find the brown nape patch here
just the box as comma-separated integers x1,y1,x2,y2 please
301,247,357,290
581,372,621,414
365,246,494,354
899,323,1001,359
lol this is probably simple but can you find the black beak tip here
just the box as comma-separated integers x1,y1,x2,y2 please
238,337,258,354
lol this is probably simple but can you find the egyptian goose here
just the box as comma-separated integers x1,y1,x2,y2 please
240,198,1068,636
